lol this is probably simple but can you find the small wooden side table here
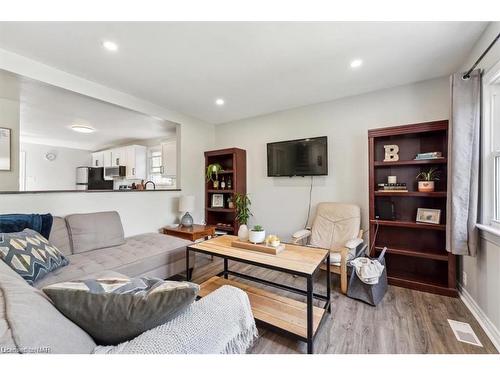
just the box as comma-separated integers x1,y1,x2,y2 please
162,224,216,242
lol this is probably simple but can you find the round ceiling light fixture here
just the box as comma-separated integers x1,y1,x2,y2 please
350,59,363,69
215,98,225,106
102,40,119,52
71,125,95,134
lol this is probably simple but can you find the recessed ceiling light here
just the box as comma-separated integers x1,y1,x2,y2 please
71,125,95,134
102,40,118,52
350,59,363,68
215,98,225,106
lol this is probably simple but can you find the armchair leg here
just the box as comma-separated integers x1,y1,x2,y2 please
340,269,348,294
340,247,349,295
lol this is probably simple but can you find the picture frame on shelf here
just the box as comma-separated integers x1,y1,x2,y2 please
416,208,441,224
211,193,224,208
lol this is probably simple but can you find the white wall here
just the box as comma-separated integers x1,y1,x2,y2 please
0,98,20,191
214,77,450,238
0,49,214,235
21,142,92,191
458,22,500,349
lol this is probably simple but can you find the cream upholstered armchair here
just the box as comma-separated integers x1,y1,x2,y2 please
292,202,364,294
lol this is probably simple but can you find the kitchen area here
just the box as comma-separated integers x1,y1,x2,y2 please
0,68,179,193
77,140,177,191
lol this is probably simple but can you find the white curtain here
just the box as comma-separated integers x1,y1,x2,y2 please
446,70,481,256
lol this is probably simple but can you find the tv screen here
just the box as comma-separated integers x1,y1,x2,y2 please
267,136,328,177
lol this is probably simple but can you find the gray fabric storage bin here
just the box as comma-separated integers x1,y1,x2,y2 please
347,248,388,306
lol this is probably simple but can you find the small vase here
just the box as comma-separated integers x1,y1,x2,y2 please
418,181,435,192
238,224,249,241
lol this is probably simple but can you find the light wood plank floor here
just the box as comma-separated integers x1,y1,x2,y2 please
190,255,498,354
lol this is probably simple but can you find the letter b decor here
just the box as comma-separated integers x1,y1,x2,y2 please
383,144,399,162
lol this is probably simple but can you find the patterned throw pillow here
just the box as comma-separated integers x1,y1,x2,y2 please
0,228,69,285
43,277,200,345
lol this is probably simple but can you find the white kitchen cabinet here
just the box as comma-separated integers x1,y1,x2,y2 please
103,150,112,168
161,140,177,177
111,147,125,167
91,152,104,167
125,145,147,180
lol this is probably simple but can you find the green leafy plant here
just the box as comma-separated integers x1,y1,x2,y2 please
205,163,223,182
252,225,264,232
235,193,252,225
416,167,441,181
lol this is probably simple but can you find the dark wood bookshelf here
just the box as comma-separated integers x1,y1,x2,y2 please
368,120,457,297
204,148,246,235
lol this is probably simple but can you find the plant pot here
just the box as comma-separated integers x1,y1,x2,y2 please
237,224,249,241
248,230,266,244
418,181,435,192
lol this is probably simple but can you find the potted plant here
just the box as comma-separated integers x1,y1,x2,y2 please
416,167,441,192
249,225,266,244
206,163,223,188
235,193,252,240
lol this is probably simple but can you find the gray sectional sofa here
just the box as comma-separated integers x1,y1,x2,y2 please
37,211,194,288
0,211,257,354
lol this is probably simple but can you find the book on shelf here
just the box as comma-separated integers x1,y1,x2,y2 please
377,183,407,191
414,151,443,160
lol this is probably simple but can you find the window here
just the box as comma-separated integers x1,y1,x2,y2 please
483,62,500,229
147,146,175,188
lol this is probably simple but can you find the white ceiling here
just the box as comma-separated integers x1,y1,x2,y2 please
0,70,176,151
0,22,488,124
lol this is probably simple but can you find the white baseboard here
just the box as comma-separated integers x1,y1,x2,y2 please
459,283,500,352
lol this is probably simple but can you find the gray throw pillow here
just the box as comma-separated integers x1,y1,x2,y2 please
42,277,200,345
0,228,69,285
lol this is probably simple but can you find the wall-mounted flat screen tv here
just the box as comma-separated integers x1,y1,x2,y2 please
267,136,328,177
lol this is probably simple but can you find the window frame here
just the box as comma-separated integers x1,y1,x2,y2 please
494,151,500,228
481,59,500,231
146,145,176,189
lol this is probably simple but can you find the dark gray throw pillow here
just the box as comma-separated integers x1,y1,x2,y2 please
0,228,69,285
42,277,200,345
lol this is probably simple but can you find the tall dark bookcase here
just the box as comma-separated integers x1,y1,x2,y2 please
204,148,246,235
368,120,457,297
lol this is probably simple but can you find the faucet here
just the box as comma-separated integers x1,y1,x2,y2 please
144,180,156,190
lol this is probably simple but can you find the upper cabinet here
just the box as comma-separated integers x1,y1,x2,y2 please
161,140,177,177
95,145,146,180
91,151,104,167
125,145,147,180
103,150,112,168
111,147,125,167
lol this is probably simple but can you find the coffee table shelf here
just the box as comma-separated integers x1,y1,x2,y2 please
187,235,331,353
199,276,326,339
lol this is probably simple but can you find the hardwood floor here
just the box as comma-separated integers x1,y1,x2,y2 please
190,255,498,354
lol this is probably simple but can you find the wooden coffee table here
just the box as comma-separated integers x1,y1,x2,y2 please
186,235,331,354
162,224,216,242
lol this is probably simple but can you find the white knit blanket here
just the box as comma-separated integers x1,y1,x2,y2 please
93,285,258,354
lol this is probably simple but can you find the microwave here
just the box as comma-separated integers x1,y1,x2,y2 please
104,166,126,179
